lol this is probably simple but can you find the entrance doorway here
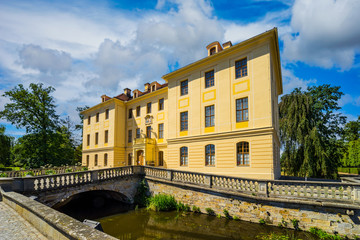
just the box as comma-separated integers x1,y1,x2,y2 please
136,150,144,166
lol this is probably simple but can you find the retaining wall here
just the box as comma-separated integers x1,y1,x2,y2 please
0,189,116,240
146,177,360,238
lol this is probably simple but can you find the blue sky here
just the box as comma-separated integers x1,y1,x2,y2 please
0,0,359,138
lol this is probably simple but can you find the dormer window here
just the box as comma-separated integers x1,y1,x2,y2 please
152,85,156,92
134,93,137,98
210,47,216,55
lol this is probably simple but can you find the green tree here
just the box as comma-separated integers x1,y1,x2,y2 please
0,126,13,167
0,83,59,167
342,117,360,166
280,85,345,179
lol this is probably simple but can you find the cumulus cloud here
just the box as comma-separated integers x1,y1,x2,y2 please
19,44,72,73
338,93,360,107
283,0,360,70
282,67,316,94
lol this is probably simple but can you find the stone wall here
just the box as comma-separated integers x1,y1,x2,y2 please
146,178,360,238
0,189,116,240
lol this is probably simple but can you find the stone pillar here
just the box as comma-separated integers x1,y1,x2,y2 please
91,171,98,182
204,175,212,188
258,181,269,197
0,178,14,192
353,185,360,202
167,170,173,181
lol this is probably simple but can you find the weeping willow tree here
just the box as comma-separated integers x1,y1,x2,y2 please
280,85,345,179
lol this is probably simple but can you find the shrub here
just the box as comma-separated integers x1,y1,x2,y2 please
0,172,8,177
233,216,240,221
217,214,221,218
291,219,300,230
256,232,299,240
24,171,34,176
147,193,177,211
134,179,149,207
65,168,73,173
205,207,215,216
81,167,88,171
309,227,344,240
192,206,201,213
45,170,56,175
177,202,191,212
259,218,266,225
223,209,231,219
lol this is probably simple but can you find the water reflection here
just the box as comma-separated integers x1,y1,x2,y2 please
98,209,317,240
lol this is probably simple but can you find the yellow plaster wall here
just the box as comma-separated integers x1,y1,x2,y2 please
167,133,274,179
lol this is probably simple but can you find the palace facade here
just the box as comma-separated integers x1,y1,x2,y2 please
81,28,283,180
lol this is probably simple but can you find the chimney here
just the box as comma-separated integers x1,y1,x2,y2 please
101,95,110,103
206,41,223,56
144,83,150,92
222,41,232,49
124,88,132,97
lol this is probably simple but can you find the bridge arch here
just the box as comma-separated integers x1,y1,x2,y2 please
52,189,133,221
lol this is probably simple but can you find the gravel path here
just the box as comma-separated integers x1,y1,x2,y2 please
0,201,47,240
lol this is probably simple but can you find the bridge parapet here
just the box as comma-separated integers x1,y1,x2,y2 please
2,166,360,206
144,166,360,206
11,166,135,193
3,166,84,178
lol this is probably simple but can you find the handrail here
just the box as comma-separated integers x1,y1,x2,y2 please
3,165,360,204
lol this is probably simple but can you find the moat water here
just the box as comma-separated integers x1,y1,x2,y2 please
55,195,319,240
97,209,319,240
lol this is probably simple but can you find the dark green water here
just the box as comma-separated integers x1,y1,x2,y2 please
97,209,318,240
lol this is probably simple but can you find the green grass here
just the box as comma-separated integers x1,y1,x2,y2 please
256,232,300,240
223,209,231,219
147,194,178,211
309,227,344,240
192,206,201,213
177,202,191,212
205,207,215,216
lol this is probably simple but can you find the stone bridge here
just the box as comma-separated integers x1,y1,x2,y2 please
4,166,143,207
2,166,360,237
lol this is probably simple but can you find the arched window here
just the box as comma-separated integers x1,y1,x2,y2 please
104,153,108,166
205,144,215,166
95,154,98,166
180,147,188,166
210,47,216,55
128,153,132,165
158,151,164,166
237,142,249,166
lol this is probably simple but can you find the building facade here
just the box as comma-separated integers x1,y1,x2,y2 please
81,28,283,180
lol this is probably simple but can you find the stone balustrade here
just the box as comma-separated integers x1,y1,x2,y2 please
3,166,84,178
143,166,360,205
2,165,360,205
10,166,134,193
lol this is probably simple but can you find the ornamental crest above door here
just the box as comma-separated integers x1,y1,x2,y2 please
145,115,153,125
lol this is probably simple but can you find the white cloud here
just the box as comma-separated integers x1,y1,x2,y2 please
281,66,316,94
0,0,291,136
283,0,360,70
19,45,72,73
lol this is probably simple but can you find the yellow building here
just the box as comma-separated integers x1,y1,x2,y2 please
81,28,283,180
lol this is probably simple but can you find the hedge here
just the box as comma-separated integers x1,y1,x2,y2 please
338,167,360,174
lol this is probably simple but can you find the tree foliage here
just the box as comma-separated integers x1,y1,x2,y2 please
0,83,80,168
342,117,360,167
280,85,346,179
0,126,13,167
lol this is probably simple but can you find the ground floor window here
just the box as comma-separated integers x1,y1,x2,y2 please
237,141,249,166
104,153,108,166
86,155,89,166
158,151,164,166
128,153,132,165
180,147,188,166
95,154,98,166
205,144,215,166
